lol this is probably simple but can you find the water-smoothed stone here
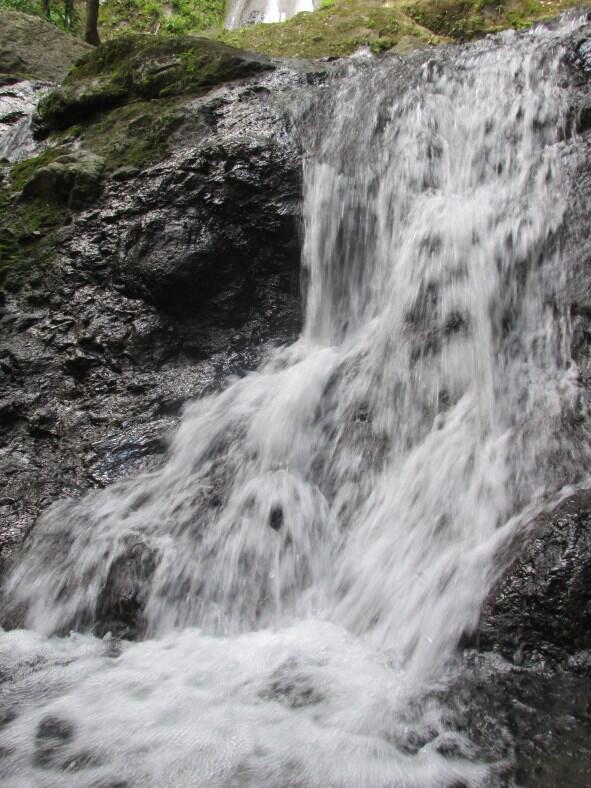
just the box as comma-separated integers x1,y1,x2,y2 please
95,540,157,639
34,714,75,768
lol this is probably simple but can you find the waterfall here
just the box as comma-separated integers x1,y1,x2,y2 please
225,0,315,29
0,17,589,787
0,80,46,163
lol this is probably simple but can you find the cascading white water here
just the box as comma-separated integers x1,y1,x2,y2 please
1,18,589,788
0,80,45,163
225,0,314,29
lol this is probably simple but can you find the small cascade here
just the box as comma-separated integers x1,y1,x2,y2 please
225,0,315,29
0,79,47,163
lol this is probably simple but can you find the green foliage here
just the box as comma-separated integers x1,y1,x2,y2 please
213,0,591,57
0,0,80,32
99,0,225,38
370,34,395,53
405,0,591,41
162,0,226,34
211,0,442,58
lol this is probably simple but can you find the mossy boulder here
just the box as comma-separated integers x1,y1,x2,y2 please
36,79,130,133
0,9,91,81
36,35,275,134
20,150,105,209
404,0,582,40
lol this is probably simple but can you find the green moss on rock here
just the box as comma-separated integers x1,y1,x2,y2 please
36,34,274,134
212,0,443,58
0,171,69,288
10,147,64,192
76,99,186,171
0,97,188,288
209,0,591,57
405,0,591,40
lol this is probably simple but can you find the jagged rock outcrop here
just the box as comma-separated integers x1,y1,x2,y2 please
475,490,591,665
0,45,321,573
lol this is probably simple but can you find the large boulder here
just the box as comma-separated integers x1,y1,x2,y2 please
0,9,91,82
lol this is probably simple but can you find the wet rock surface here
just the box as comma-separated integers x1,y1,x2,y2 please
0,79,49,163
95,539,157,640
475,490,591,665
0,67,309,577
446,653,591,788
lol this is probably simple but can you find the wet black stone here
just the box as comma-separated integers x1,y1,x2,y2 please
269,505,283,531
95,540,157,640
472,489,591,665
260,659,324,708
34,715,75,768
36,715,74,742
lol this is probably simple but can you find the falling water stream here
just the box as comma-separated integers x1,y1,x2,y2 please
1,17,590,788
225,0,314,29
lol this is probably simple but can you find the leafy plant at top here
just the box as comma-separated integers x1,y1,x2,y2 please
0,0,81,32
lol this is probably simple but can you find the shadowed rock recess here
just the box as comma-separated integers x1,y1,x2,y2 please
3,10,591,788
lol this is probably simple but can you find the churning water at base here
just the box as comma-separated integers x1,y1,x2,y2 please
1,18,590,787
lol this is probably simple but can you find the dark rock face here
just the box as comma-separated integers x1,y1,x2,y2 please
475,490,591,664
443,653,591,788
0,67,309,580
114,92,302,321
95,539,156,639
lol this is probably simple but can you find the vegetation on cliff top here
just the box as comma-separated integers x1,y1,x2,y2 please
2,0,590,60
212,0,591,57
0,0,226,37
